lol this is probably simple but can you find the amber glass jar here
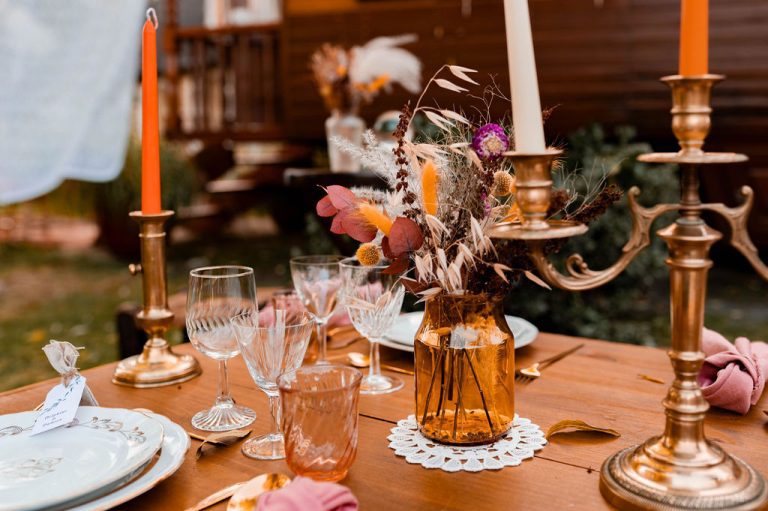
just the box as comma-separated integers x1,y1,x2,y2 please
414,294,515,445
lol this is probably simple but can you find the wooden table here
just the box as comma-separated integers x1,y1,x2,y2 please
3,334,767,510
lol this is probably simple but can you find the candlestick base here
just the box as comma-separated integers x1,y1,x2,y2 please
600,443,767,511
112,339,201,388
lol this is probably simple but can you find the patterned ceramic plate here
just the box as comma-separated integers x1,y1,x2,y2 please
69,410,188,511
381,312,539,353
0,406,164,511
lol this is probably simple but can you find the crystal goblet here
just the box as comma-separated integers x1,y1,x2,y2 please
232,309,314,460
186,265,257,431
339,257,405,394
290,255,344,363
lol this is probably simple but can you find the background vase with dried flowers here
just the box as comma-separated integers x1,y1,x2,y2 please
316,66,621,444
310,36,422,173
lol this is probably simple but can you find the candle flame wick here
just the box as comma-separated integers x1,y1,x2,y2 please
146,8,159,29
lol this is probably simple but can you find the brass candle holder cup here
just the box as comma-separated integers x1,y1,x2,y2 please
492,74,768,509
490,149,588,241
112,210,201,388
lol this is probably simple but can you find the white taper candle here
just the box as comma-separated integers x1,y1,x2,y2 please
503,0,546,152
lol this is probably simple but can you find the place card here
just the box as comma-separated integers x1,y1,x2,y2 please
30,375,86,436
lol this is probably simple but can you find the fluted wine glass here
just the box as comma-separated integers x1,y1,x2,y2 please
232,309,314,459
187,265,257,431
290,255,344,363
339,257,405,394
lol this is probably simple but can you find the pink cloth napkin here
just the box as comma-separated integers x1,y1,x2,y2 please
255,477,358,511
259,304,351,328
697,327,768,414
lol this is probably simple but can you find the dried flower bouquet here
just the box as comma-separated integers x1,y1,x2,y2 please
316,64,621,300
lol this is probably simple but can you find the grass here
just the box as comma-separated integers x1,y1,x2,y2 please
0,221,333,391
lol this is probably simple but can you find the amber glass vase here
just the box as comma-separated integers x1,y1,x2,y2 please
414,294,515,445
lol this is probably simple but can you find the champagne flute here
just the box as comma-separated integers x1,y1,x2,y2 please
339,257,405,394
186,265,257,431
232,309,314,459
290,255,344,363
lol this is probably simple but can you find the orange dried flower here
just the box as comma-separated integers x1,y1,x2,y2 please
356,243,381,266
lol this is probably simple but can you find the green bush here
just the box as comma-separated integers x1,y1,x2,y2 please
506,125,679,345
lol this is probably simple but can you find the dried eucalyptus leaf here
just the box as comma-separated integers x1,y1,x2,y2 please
546,420,620,440
195,429,251,460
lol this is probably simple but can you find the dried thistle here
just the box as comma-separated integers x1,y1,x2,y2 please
492,171,515,197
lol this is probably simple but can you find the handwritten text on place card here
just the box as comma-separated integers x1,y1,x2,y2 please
31,375,86,436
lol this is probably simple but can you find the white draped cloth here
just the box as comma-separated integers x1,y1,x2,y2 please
0,0,146,205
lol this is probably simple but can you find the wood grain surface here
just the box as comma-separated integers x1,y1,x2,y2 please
2,333,767,510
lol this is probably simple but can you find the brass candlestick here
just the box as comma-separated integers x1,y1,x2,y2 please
491,74,768,509
112,210,201,388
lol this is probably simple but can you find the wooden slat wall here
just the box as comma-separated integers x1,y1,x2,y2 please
281,0,768,246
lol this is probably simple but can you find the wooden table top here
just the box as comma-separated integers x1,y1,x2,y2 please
3,333,767,510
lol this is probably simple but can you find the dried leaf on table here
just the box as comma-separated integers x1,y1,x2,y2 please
546,420,620,440
638,374,665,384
195,429,251,460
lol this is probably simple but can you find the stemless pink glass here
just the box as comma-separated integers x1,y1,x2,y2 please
277,365,362,482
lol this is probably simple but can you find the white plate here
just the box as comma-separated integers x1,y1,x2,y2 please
70,411,189,511
0,407,164,511
380,311,539,353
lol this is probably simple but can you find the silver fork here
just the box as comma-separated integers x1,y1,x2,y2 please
515,343,585,385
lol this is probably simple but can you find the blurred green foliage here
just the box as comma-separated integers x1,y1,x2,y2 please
506,125,679,345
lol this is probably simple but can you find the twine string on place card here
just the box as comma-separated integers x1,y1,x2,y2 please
42,340,99,406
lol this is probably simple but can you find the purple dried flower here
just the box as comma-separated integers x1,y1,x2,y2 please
480,191,491,217
471,123,509,160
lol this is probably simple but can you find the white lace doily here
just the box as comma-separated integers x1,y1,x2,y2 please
387,414,546,472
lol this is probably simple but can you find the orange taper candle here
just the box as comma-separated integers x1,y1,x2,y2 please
141,8,161,214
679,0,708,76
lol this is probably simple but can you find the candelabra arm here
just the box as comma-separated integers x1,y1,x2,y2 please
701,186,768,281
529,187,680,291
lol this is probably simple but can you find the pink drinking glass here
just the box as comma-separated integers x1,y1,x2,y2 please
277,365,362,482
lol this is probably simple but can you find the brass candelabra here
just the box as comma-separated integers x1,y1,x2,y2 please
492,75,768,509
112,210,201,388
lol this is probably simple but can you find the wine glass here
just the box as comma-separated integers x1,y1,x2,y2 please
339,257,405,394
186,265,257,431
290,255,345,363
232,309,314,459
271,289,318,364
